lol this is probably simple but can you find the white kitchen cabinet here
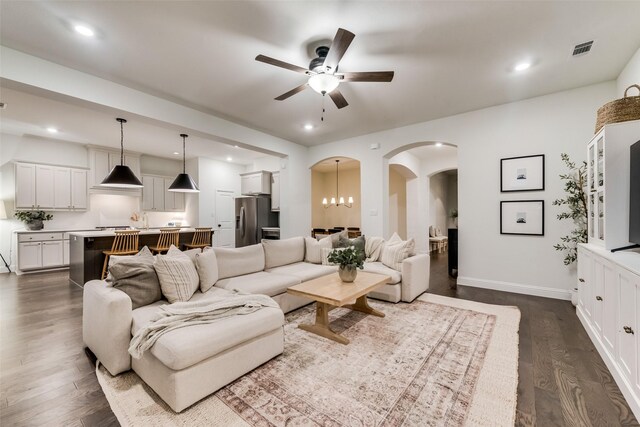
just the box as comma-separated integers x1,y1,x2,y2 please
63,239,70,266
18,242,42,270
54,167,71,209
71,169,88,209
163,178,184,212
35,165,55,209
271,171,280,211
41,241,64,267
15,163,36,208
15,163,87,211
240,171,272,195
91,149,111,188
577,243,640,419
141,175,184,212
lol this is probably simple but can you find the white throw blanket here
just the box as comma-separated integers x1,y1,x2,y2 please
128,292,279,359
365,236,385,262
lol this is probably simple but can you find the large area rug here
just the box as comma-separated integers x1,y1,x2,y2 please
96,294,520,426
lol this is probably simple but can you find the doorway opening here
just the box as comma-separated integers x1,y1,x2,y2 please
310,157,361,236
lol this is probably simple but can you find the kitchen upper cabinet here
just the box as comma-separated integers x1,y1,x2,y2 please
15,163,36,208
142,175,183,212
71,169,88,209
271,171,280,211
54,167,71,209
35,165,55,209
163,178,185,212
15,162,87,211
89,147,141,189
241,171,272,195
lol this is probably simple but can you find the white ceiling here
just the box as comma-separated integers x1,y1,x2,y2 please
1,1,640,147
0,87,269,165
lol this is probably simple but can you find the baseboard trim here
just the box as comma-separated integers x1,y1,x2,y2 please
457,276,571,300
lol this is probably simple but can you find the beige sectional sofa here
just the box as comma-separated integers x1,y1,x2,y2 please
83,236,429,412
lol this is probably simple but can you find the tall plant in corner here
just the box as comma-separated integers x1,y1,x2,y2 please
552,153,588,265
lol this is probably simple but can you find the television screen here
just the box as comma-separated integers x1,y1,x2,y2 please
630,140,640,245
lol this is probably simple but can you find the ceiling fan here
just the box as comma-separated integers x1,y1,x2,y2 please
255,28,394,109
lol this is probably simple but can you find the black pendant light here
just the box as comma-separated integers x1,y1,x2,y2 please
168,133,199,193
100,118,143,188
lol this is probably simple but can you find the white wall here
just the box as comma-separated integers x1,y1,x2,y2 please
245,156,282,173
309,81,616,299
311,168,361,230
388,166,407,238
617,47,640,97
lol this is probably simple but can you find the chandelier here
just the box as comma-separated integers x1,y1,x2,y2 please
322,159,353,208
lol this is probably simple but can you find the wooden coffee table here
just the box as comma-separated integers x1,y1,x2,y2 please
287,271,390,345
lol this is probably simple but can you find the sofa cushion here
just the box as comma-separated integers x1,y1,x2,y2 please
262,237,305,269
215,271,300,297
109,260,162,309
304,236,332,264
364,236,385,262
195,248,218,293
131,300,284,371
214,244,265,280
266,262,337,282
155,247,200,303
362,262,402,285
337,235,366,254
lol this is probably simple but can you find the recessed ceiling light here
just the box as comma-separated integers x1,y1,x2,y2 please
234,145,239,148
226,156,233,162
435,142,443,147
514,62,531,72
46,127,58,133
173,151,180,155
73,24,95,37
304,123,314,131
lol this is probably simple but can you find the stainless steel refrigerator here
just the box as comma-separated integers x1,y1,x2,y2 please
235,196,279,247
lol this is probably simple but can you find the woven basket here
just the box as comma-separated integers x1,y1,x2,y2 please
595,84,640,133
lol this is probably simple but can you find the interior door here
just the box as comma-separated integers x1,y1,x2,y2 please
215,190,235,247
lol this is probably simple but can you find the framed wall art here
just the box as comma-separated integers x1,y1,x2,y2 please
500,200,544,236
500,154,545,192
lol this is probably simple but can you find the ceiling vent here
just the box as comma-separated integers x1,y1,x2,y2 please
572,41,594,56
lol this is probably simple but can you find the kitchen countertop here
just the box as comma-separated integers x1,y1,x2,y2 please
15,228,96,234
69,228,197,238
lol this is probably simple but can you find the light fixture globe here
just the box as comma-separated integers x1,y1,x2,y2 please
308,73,340,94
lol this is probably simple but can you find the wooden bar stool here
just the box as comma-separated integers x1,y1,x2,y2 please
184,227,212,251
101,230,140,280
150,228,180,254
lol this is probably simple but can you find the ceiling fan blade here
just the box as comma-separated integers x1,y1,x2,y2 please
329,90,349,109
255,54,309,74
323,28,355,73
338,71,395,82
275,83,308,101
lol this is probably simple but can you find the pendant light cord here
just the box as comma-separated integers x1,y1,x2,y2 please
182,135,186,173
120,119,124,165
336,160,339,203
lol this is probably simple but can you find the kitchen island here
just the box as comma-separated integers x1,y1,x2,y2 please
68,228,199,286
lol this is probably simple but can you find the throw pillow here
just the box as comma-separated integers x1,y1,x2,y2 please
107,246,155,283
305,236,332,264
387,232,403,246
380,238,416,271
195,248,219,293
330,230,349,248
322,247,346,266
109,260,162,309
337,235,366,253
154,247,200,303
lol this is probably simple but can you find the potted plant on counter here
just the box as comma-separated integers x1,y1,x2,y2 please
14,210,53,231
327,246,364,283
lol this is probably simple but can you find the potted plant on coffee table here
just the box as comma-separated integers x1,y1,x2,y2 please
14,210,53,231
327,246,364,283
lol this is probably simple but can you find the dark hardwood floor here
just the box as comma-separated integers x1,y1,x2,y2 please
0,253,637,426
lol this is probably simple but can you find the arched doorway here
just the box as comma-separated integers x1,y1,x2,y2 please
310,157,361,235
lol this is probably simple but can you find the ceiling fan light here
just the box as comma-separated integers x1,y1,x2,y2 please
308,74,340,94
168,173,200,193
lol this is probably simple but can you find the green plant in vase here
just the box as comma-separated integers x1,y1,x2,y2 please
552,153,587,265
327,246,364,283
14,210,53,231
